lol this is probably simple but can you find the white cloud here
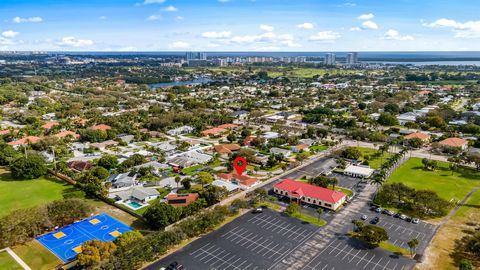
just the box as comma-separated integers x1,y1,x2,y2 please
218,0,230,2
362,20,378,30
13,16,43,23
280,40,302,48
2,30,19,38
350,27,361,31
0,37,16,45
278,34,294,40
358,13,374,20
201,31,232,38
339,2,356,7
425,18,480,38
175,16,184,20
382,29,414,41
260,24,274,32
146,15,161,21
296,22,314,29
231,32,276,43
171,41,190,49
57,37,94,47
99,16,107,20
163,5,178,12
309,31,341,42
207,43,221,48
137,0,165,5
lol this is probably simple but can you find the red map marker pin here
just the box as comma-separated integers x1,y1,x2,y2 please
233,156,247,177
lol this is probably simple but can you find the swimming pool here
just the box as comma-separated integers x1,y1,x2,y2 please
127,201,143,209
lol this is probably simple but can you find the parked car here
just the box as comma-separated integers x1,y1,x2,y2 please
385,210,394,216
405,216,412,222
165,262,184,270
412,218,419,224
393,213,401,218
252,207,263,214
361,214,368,220
371,217,380,224
399,214,407,220
375,207,383,213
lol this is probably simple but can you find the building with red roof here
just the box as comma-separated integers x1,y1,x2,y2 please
214,144,241,155
273,179,347,210
216,171,258,188
90,124,112,131
166,193,199,207
439,137,468,150
201,127,227,137
8,136,42,146
404,132,431,142
42,121,59,129
0,129,19,136
54,130,80,139
217,123,240,130
243,135,256,146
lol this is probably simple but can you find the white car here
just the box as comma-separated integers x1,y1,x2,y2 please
399,214,407,220
412,218,419,224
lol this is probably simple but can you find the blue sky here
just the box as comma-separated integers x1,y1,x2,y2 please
1,0,479,51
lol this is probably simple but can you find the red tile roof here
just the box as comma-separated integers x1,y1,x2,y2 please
54,130,80,139
8,136,41,145
201,127,227,136
404,132,430,140
0,129,19,135
90,124,112,131
166,193,199,207
274,179,346,204
218,123,239,129
214,144,241,154
439,137,467,147
42,121,59,129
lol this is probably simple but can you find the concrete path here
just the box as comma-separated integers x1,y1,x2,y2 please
0,248,32,270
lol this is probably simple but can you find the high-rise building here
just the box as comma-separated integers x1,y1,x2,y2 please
346,52,358,65
186,52,207,61
324,53,336,65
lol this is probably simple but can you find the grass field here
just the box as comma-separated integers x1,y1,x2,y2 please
0,169,74,217
0,251,23,270
290,211,327,227
356,147,392,169
13,241,61,270
310,145,328,152
415,190,480,270
387,158,480,202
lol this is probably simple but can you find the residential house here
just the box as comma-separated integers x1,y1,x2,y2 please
90,124,112,131
439,137,468,151
214,144,241,155
291,144,309,153
67,160,92,172
112,187,159,204
270,147,292,158
8,136,41,146
166,193,199,207
167,125,195,136
404,132,431,143
107,172,138,189
54,130,80,140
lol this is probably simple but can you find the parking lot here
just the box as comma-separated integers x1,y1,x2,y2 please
349,205,438,254
147,209,319,270
304,235,415,270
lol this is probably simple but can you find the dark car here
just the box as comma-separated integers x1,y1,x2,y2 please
405,216,412,222
166,262,184,270
371,217,380,224
393,213,401,218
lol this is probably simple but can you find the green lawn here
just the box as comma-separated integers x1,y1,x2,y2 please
0,170,75,217
13,241,61,270
387,158,480,202
182,165,203,176
310,145,328,152
335,186,354,197
356,147,392,169
255,201,282,211
289,211,327,227
0,251,23,270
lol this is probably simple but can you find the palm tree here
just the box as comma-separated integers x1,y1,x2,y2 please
316,208,324,221
407,238,419,256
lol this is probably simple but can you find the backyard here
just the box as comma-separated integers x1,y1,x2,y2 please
387,158,480,202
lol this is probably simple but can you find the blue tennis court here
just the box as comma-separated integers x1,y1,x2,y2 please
36,213,133,262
